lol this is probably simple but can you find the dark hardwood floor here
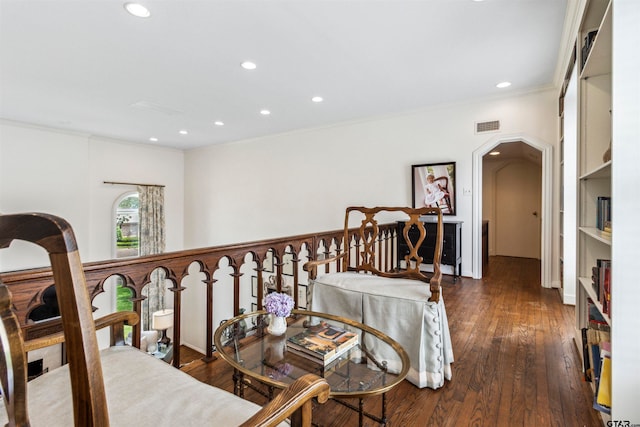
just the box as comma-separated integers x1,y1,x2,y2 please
181,256,603,426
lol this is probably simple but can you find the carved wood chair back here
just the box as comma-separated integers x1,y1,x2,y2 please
341,206,444,302
0,213,110,426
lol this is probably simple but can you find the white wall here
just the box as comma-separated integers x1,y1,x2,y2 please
87,135,185,261
1,89,561,356
495,159,541,258
0,120,185,349
185,89,558,264
0,122,90,269
0,121,185,268
483,157,542,258
181,89,559,352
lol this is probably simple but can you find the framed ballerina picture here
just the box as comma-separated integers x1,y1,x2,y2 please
412,162,456,215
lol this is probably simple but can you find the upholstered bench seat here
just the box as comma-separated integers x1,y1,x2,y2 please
311,272,453,389
0,346,288,427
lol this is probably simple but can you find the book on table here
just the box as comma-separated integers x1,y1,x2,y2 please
286,323,358,365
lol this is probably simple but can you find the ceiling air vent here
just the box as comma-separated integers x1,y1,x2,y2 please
475,120,500,134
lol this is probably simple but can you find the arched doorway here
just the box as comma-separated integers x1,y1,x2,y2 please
472,134,553,287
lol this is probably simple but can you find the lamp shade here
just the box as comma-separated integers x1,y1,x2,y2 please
152,309,174,330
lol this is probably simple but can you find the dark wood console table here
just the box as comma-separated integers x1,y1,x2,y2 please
396,220,462,282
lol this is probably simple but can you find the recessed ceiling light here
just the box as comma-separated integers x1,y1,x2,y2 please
489,151,501,156
260,109,271,115
149,137,158,142
241,61,257,70
179,130,188,135
496,81,511,89
124,3,151,18
311,96,324,103
214,121,224,126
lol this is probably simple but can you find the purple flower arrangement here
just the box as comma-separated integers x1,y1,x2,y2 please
263,292,294,317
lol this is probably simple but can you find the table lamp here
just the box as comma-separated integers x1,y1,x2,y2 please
152,308,174,348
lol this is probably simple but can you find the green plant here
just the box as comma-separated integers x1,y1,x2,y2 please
117,236,139,248
116,284,134,338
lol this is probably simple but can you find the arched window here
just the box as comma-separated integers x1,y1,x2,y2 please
115,192,139,258
113,187,166,333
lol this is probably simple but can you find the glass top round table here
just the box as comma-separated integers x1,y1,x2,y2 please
213,309,409,400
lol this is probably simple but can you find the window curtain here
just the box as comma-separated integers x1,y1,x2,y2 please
138,185,165,330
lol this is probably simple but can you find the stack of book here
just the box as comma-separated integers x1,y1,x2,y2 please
581,327,611,414
287,323,358,365
587,298,610,332
593,341,611,414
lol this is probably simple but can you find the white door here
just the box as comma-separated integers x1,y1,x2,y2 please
495,160,541,259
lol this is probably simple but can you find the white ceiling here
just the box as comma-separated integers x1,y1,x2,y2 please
0,0,569,150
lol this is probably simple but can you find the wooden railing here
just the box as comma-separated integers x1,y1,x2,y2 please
0,223,398,368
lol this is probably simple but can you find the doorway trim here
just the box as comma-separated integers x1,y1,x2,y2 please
472,133,553,287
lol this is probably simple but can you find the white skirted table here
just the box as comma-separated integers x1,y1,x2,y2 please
310,272,454,389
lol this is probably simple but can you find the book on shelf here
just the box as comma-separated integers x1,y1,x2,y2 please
591,266,600,298
581,328,591,382
603,266,611,317
585,327,610,413
591,259,611,317
593,341,611,414
286,323,358,365
589,339,601,384
596,196,611,232
587,298,610,332
597,259,611,317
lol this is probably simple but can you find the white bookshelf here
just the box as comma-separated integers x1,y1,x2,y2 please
569,0,640,423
